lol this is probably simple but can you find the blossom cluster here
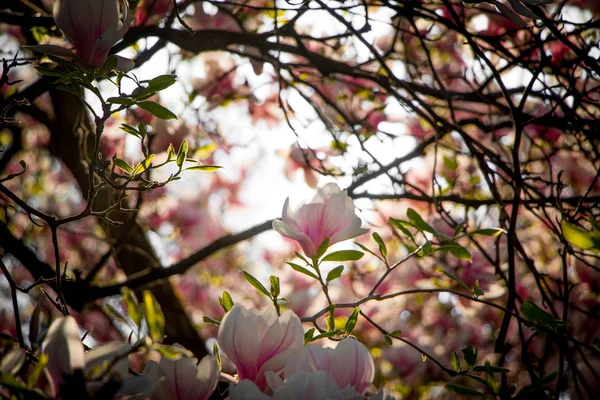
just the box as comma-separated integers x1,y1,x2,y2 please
32,302,390,400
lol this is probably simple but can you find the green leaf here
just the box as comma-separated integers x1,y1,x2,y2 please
121,288,142,328
295,251,309,264
372,232,387,258
389,217,415,242
326,265,344,283
467,228,505,237
311,330,341,341
435,244,472,262
219,291,234,312
202,316,220,326
384,335,393,345
137,101,177,120
242,271,271,298
177,141,188,168
450,349,461,372
35,66,65,77
269,275,280,298
461,345,477,367
355,242,383,260
472,280,484,297
107,96,134,106
344,307,360,334
120,123,141,137
133,154,155,176
138,122,147,140
287,262,319,280
136,74,177,99
438,268,471,292
27,353,47,387
561,221,596,250
520,300,559,329
327,303,335,331
322,250,364,262
316,237,330,259
304,328,315,344
185,165,223,172
143,290,165,343
166,144,175,162
213,342,222,371
594,336,600,353
453,222,466,238
445,384,484,397
449,244,472,261
98,55,118,76
406,208,435,234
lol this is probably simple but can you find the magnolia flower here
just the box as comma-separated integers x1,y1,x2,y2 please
119,354,218,400
217,305,304,390
232,371,363,400
85,341,131,382
284,339,375,393
273,183,368,258
53,0,131,67
43,316,86,390
154,355,219,400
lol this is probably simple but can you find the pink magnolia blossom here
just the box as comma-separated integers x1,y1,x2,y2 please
43,316,85,390
284,339,375,393
119,355,218,400
154,355,219,400
53,0,131,68
273,183,369,258
217,304,304,390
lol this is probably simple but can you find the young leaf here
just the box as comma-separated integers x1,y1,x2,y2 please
242,271,271,298
136,74,177,99
304,328,315,344
177,141,188,168
133,154,155,176
450,349,461,372
322,250,364,262
372,232,387,258
213,342,222,371
107,96,134,106
219,291,234,312
202,316,220,326
384,335,393,346
166,144,175,162
561,221,596,250
269,275,280,298
137,101,177,120
185,165,223,172
389,217,415,242
461,345,477,367
287,262,319,280
406,208,435,234
326,265,344,283
467,228,505,237
143,290,165,343
344,307,360,334
121,287,142,328
316,237,330,259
